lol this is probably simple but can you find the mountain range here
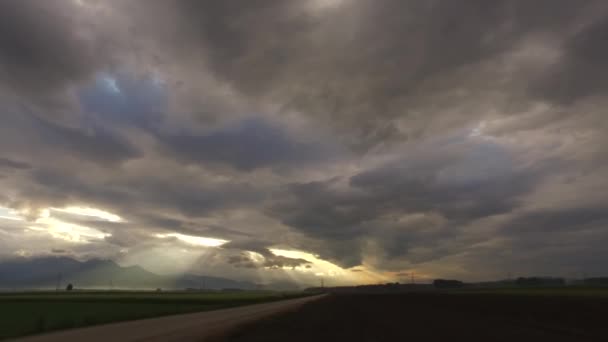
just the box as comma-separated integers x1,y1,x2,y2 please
0,256,256,290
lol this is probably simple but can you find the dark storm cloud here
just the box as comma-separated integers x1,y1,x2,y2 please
223,239,312,269
2,0,608,282
227,254,258,269
287,142,527,228
20,167,263,221
223,240,312,270
222,239,274,254
173,0,313,94
268,140,553,267
79,73,168,128
313,239,364,269
504,207,608,234
4,166,267,248
157,118,337,171
77,71,338,172
272,179,373,240
10,169,130,219
0,0,111,106
0,109,141,167
29,113,142,164
163,0,605,147
51,248,68,254
267,178,369,267
349,152,541,221
262,255,311,269
133,214,255,242
128,178,263,218
1,0,605,136
227,253,311,269
0,158,31,170
532,14,608,104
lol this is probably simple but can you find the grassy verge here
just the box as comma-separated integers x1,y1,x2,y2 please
0,291,310,340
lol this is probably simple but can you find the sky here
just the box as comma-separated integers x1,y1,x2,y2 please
1,0,608,286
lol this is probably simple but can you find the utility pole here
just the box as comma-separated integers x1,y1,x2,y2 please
320,278,324,288
410,272,415,284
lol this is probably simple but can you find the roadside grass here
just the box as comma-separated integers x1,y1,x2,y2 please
0,290,309,340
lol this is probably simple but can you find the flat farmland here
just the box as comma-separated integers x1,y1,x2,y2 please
0,291,309,340
218,288,608,341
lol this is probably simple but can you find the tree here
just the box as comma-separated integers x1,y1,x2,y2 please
66,283,73,291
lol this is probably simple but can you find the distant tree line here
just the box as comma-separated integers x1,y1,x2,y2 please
582,278,608,286
515,277,565,287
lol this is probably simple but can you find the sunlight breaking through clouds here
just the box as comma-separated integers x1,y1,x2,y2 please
0,207,24,221
5,206,121,244
269,249,390,284
155,233,228,248
31,217,109,243
51,206,123,222
309,0,348,12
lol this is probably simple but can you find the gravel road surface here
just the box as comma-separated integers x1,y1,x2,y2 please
13,294,325,342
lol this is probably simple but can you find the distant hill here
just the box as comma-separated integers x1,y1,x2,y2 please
0,256,255,290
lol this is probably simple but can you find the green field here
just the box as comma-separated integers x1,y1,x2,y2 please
0,290,309,340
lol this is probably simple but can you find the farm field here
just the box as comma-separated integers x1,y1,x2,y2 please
452,286,608,297
0,290,309,340
219,288,608,341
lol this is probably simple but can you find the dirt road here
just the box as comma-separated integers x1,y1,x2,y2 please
13,294,325,342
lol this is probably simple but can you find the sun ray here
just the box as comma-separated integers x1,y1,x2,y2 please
155,233,228,248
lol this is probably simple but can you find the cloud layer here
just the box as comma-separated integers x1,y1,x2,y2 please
1,0,608,284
